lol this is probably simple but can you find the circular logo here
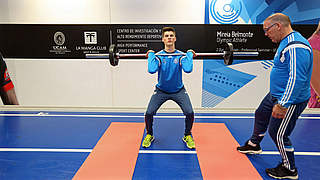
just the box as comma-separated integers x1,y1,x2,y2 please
210,0,242,24
174,57,179,64
54,32,65,45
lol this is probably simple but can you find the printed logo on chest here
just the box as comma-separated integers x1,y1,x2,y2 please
280,55,285,63
4,69,10,81
174,57,179,64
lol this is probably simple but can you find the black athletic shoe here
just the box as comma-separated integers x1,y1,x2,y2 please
266,163,298,179
237,140,262,154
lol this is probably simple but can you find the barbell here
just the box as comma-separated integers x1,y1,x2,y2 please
86,42,259,66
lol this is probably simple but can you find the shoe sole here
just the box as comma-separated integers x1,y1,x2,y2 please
142,137,154,148
237,149,262,154
182,138,195,149
267,173,298,179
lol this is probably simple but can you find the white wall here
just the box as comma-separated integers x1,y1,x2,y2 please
2,0,110,24
1,0,266,108
5,59,204,108
6,59,113,107
110,0,205,24
0,0,204,24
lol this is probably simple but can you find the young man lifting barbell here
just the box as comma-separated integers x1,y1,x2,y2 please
142,27,197,149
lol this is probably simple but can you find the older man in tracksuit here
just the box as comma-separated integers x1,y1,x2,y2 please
237,13,313,179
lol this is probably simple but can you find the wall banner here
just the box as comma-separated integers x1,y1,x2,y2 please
0,24,315,60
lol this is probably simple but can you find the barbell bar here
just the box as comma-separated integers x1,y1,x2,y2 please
86,42,259,66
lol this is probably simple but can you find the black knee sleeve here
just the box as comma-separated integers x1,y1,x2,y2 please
185,112,194,135
145,113,154,135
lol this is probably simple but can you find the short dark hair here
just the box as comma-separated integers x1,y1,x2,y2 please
162,27,176,36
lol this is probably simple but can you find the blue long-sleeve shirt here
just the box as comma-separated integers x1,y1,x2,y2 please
270,31,313,107
148,49,193,93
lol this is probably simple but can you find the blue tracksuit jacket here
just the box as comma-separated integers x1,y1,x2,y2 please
147,49,193,93
270,31,313,107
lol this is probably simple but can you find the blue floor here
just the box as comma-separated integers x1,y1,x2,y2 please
0,111,319,180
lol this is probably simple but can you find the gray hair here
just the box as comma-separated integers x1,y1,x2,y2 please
265,13,291,27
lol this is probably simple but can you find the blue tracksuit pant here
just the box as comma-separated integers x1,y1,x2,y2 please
145,86,194,136
250,92,308,170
